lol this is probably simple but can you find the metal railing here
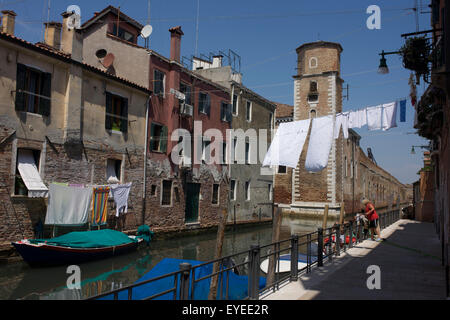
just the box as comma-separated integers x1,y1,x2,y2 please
86,209,401,301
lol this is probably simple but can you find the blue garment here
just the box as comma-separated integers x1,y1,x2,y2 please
399,100,407,122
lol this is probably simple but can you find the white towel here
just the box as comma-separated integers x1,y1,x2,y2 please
110,183,132,217
358,109,367,127
348,110,367,129
382,102,397,131
263,119,311,169
334,112,349,139
366,105,382,131
45,184,92,226
305,115,334,173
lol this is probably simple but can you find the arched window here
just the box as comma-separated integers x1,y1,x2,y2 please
310,109,317,119
309,57,318,69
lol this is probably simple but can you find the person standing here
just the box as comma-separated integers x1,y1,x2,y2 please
362,199,382,242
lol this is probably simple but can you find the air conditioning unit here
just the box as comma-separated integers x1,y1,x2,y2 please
181,103,194,117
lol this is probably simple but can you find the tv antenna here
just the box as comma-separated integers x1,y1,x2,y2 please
141,0,152,48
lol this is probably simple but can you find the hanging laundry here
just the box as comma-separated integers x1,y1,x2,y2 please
366,105,383,131
45,184,92,226
334,112,349,139
348,109,367,129
305,115,334,173
358,109,368,128
262,119,311,168
382,102,398,131
399,100,407,122
69,184,84,188
91,186,110,227
110,183,132,217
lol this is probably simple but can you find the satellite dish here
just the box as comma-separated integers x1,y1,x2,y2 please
101,53,115,68
95,49,107,59
141,25,153,38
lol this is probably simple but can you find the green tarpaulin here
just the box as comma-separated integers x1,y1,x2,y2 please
29,229,137,248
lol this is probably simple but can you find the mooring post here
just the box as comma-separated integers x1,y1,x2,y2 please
209,209,229,300
290,235,299,282
266,206,282,287
335,224,341,256
248,245,261,300
348,221,353,248
179,263,191,300
317,227,323,267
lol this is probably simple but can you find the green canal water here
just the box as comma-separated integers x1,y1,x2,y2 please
0,216,327,300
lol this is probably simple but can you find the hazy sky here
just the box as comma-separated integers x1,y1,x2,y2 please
2,0,432,184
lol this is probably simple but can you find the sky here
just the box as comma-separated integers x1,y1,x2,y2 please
1,0,432,185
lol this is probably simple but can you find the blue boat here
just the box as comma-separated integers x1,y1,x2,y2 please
260,253,318,274
99,258,267,300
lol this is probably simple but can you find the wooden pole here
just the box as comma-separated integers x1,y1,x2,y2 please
266,206,282,287
208,208,229,300
322,205,329,230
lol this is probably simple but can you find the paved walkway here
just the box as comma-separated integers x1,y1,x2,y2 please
261,220,447,300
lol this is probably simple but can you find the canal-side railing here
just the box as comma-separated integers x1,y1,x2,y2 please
86,209,401,301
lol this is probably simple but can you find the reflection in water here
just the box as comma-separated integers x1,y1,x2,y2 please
0,216,321,300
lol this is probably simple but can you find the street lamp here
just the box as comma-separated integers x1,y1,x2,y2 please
378,50,401,75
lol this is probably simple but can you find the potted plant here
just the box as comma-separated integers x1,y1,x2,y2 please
400,37,430,76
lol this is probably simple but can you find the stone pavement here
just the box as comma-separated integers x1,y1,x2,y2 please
261,220,447,300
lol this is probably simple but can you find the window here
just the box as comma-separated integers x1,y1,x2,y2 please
112,23,136,43
233,137,238,163
310,109,317,118
179,82,192,106
161,180,172,206
232,94,238,115
105,92,128,133
308,93,319,103
245,141,250,164
212,184,219,205
150,123,168,153
222,142,227,165
230,180,237,201
202,138,211,163
344,157,348,177
154,69,165,97
310,81,318,92
246,100,252,122
15,64,51,116
151,185,157,196
245,181,251,201
198,92,211,115
309,57,318,69
268,184,273,201
106,159,122,183
278,166,287,174
221,101,232,122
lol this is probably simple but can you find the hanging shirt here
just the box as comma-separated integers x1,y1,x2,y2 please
382,102,398,131
334,112,349,139
305,115,334,173
110,183,132,217
399,100,407,122
366,105,383,131
263,119,311,168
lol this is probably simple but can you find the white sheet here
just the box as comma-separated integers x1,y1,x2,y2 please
262,119,311,169
45,184,92,226
366,105,383,131
17,149,48,198
305,115,334,173
382,102,397,131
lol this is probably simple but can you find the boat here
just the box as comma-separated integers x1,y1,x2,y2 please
260,253,318,275
12,229,144,267
98,258,267,300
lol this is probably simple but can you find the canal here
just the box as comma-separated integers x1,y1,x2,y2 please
0,215,330,300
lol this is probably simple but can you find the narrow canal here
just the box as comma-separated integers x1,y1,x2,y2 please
0,215,330,300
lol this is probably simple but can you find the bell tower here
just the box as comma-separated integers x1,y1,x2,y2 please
292,41,344,215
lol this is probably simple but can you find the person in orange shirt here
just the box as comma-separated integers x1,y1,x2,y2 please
362,199,382,242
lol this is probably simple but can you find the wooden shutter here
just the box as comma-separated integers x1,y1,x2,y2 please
149,123,156,151
39,72,51,117
205,94,211,116
15,64,27,112
160,126,168,153
120,97,128,133
226,103,232,122
105,92,113,130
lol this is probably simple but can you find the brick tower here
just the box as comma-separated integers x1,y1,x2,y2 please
291,41,344,217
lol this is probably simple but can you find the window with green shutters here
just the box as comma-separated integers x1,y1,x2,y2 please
150,123,168,153
105,92,128,133
198,92,210,115
15,63,51,117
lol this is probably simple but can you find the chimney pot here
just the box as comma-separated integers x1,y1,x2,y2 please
44,21,62,49
1,10,17,36
169,26,183,63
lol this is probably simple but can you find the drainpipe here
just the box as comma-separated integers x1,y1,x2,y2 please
142,94,152,226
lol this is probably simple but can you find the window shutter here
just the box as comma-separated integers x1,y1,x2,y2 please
220,102,225,121
205,94,211,116
15,64,27,112
226,103,232,122
198,92,203,113
39,72,51,117
160,126,168,153
149,123,156,151
105,92,113,130
120,97,128,133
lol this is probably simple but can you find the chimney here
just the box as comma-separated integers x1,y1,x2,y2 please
212,55,223,68
61,11,83,62
44,21,62,49
1,10,17,36
169,26,184,63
